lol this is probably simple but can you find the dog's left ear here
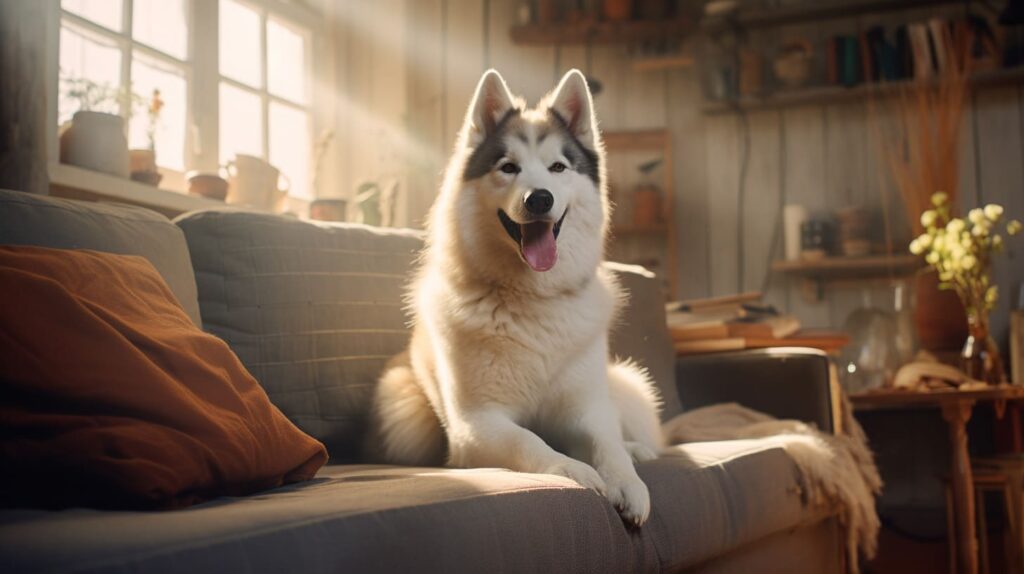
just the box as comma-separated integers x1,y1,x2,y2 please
549,70,597,148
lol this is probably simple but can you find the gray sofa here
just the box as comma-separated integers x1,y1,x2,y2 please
0,188,843,573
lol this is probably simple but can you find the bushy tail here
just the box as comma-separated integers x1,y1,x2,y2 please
607,359,664,451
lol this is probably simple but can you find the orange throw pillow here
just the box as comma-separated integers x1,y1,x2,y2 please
0,246,328,509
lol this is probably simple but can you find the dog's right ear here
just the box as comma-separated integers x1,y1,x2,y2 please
467,70,515,141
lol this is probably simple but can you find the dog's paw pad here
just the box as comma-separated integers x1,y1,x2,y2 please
606,476,651,526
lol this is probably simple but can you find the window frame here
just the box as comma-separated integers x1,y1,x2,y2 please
217,0,316,197
46,0,325,200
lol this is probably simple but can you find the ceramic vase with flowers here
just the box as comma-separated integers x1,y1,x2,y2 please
909,192,1022,384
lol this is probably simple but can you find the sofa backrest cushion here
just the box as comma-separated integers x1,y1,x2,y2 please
604,262,682,422
176,210,423,461
177,210,681,457
0,188,202,326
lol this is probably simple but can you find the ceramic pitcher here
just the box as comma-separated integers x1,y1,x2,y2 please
225,154,289,210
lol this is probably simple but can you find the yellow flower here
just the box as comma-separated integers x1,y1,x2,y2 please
972,223,989,237
968,208,985,225
993,234,1003,248
1008,220,1022,236
932,233,946,251
946,218,965,234
921,210,937,228
909,238,923,255
932,192,949,206
926,251,940,265
985,286,998,305
960,254,977,270
918,233,932,249
984,204,1004,221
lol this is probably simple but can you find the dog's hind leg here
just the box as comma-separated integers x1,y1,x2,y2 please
607,360,664,456
369,353,446,466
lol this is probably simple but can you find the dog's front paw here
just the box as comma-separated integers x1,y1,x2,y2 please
605,473,651,527
544,459,606,495
625,441,658,464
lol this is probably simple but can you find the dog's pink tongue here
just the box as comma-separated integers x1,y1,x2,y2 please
520,222,557,272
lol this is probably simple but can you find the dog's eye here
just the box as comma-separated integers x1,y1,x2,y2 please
499,162,520,175
549,162,567,173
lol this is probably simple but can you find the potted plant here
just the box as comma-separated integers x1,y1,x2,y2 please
59,75,130,178
129,89,164,186
909,192,1022,383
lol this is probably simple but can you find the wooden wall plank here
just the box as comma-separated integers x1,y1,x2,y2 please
742,110,785,309
403,0,444,227
443,0,485,157
974,86,1024,348
782,106,831,326
666,70,710,300
705,113,740,296
487,0,555,105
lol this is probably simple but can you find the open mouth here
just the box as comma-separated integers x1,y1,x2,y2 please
497,208,568,272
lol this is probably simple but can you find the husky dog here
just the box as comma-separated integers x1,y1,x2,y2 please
371,69,664,525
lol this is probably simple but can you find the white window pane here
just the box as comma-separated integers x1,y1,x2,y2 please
129,56,187,170
133,0,189,60
62,0,123,32
269,102,310,198
59,22,123,124
267,19,307,104
219,82,263,164
219,0,262,87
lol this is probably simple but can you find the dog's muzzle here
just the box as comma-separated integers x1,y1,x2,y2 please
497,208,568,272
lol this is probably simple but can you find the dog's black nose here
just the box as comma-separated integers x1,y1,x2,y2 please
524,189,554,215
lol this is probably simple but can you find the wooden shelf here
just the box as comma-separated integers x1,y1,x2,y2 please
631,54,694,72
702,67,1024,114
701,0,963,33
773,254,922,277
602,129,669,150
774,254,922,301
510,19,695,46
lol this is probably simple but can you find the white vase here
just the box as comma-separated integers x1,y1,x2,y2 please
60,111,130,178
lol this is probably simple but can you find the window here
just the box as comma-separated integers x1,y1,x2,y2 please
219,0,313,198
56,0,317,199
59,0,190,171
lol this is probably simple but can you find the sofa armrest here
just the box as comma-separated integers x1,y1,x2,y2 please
674,348,839,433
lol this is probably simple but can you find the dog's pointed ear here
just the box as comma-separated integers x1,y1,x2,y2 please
549,70,597,147
467,70,515,139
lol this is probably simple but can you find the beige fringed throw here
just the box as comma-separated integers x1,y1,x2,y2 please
662,397,882,573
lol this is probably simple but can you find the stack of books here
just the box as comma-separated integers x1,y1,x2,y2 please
666,292,849,355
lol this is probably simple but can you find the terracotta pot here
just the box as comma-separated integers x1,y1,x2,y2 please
186,171,229,201
603,0,632,21
129,149,156,173
60,111,130,177
631,184,662,227
913,271,968,352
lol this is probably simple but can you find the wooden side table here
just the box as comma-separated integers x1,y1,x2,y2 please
850,386,1024,574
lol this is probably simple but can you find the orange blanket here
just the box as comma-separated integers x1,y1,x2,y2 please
0,246,327,509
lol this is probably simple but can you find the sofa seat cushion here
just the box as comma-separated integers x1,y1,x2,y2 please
0,440,830,573
0,189,202,326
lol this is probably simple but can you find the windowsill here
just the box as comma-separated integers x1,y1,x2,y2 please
48,161,243,218
49,162,313,219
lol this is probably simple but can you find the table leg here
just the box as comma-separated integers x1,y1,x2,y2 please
942,400,978,574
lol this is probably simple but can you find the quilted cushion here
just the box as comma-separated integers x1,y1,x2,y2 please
176,211,423,460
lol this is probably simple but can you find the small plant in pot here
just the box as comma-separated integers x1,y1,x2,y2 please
129,89,164,186
59,75,131,178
